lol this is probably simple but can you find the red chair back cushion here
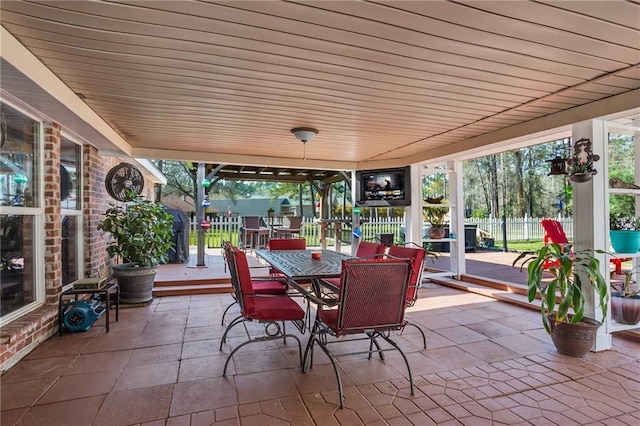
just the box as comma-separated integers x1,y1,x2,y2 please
356,241,386,258
231,247,256,311
268,238,306,250
332,258,411,335
387,245,426,304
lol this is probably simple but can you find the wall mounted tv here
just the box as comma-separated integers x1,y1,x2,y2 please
355,166,411,207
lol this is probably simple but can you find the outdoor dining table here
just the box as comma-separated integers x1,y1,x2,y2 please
254,248,353,298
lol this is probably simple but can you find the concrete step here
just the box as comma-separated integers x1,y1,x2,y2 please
429,275,640,342
153,283,232,297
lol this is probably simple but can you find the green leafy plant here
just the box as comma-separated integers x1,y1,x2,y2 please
513,243,608,334
98,190,174,267
423,205,449,228
609,213,640,231
615,270,640,298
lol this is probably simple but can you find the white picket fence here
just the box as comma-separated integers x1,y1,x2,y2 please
188,215,573,248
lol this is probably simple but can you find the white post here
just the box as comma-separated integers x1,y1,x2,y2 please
450,161,465,276
407,163,423,248
572,119,611,351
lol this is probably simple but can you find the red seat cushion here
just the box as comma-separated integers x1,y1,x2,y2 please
252,280,286,295
245,296,305,321
323,277,341,290
318,308,339,331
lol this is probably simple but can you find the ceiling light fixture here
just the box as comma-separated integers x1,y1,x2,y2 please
291,127,318,160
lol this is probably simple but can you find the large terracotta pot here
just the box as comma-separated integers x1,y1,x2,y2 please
611,294,640,325
547,313,601,357
427,227,445,239
111,263,158,304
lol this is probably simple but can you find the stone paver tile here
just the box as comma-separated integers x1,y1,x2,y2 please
541,411,582,426
488,380,517,395
443,403,472,419
312,415,341,426
459,416,493,425
190,410,215,426
259,399,283,417
476,384,503,398
491,409,526,424
241,414,280,426
392,397,421,415
586,400,625,418
407,411,437,425
444,387,473,403
426,407,455,423
357,383,380,396
384,416,413,426
165,415,190,426
366,392,395,406
411,396,439,411
355,406,384,424
94,384,173,426
334,408,364,425
376,403,403,420
375,380,399,396
214,405,238,421
555,394,588,410
600,418,633,426
460,400,492,419
618,414,640,425
574,404,614,421
238,402,260,417
511,405,543,420
430,392,458,407
343,394,371,411
605,399,640,414
504,378,532,392
12,395,104,426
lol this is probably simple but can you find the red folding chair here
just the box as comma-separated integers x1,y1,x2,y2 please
541,219,626,274
302,258,414,408
220,242,287,326
387,245,428,348
220,246,305,375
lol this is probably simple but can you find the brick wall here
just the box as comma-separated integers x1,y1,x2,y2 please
44,122,63,305
1,127,156,372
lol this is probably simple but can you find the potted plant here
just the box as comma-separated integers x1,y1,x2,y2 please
611,270,640,325
98,190,174,304
609,213,640,253
423,204,448,239
513,243,608,357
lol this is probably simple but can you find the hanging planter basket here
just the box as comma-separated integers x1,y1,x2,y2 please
569,170,595,183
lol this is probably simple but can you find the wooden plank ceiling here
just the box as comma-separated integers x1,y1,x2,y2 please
1,0,639,168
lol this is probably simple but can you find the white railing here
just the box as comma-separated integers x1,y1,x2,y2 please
187,215,573,247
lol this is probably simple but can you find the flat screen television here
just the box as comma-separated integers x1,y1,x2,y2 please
355,166,411,207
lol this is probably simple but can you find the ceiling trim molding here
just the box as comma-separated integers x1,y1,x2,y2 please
403,89,640,165
0,26,132,155
131,147,358,171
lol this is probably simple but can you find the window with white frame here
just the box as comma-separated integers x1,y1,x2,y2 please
0,102,42,318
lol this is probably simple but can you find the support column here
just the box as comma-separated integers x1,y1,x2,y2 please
407,164,423,248
196,163,205,266
449,161,465,277
572,119,611,351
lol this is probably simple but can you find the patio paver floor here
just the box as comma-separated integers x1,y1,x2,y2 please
1,283,639,425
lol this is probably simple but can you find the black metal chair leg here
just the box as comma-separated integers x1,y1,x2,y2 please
406,322,427,349
221,300,237,326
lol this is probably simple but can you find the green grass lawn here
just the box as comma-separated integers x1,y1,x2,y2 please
493,240,545,253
